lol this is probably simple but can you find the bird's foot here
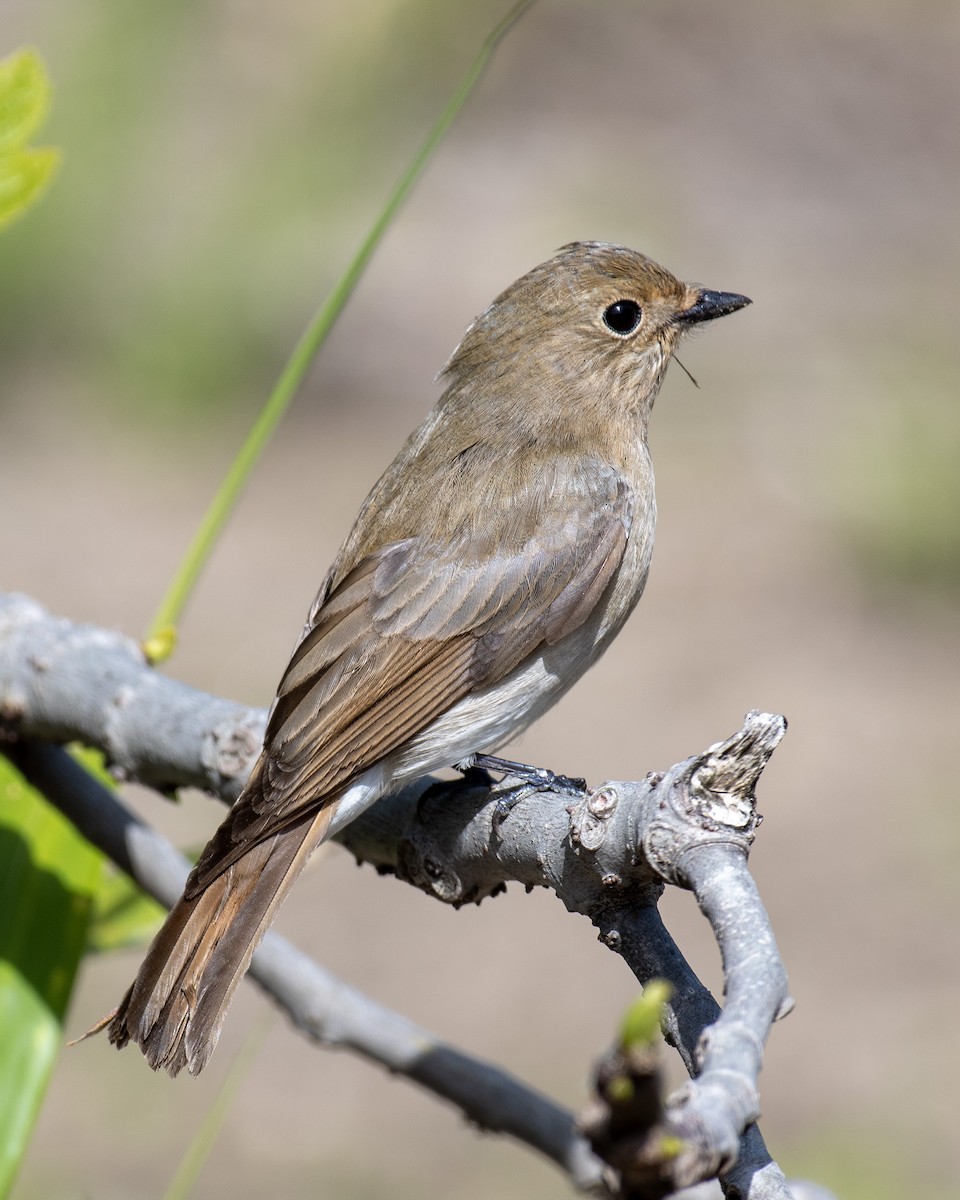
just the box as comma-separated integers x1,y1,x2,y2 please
455,753,587,831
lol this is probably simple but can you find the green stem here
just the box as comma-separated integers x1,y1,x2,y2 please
144,0,536,663
161,1012,272,1200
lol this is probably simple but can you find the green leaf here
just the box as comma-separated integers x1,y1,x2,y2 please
0,146,59,230
0,47,59,230
0,48,51,154
0,755,104,1198
87,865,165,953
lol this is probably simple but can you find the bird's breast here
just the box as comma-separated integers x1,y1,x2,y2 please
392,457,656,778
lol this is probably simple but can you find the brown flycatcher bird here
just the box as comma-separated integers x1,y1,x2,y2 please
108,242,750,1075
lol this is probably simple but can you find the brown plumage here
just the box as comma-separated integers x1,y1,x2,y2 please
108,242,750,1074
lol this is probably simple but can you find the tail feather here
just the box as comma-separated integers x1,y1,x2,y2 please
109,805,332,1076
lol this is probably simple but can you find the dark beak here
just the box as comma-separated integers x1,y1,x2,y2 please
675,289,752,325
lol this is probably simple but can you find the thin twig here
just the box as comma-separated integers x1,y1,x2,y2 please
6,740,605,1193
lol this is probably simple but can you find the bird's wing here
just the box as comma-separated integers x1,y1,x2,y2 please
188,460,633,893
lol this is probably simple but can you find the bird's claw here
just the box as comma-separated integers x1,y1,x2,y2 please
457,753,587,831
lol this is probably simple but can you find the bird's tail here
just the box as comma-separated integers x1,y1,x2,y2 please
108,805,332,1076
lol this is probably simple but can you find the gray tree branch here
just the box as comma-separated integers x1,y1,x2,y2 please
0,592,826,1199
5,739,602,1192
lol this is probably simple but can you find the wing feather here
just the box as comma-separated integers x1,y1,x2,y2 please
189,458,634,891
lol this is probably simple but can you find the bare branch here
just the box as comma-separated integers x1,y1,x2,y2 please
0,592,826,1199
0,592,262,800
338,738,794,1194
5,740,606,1193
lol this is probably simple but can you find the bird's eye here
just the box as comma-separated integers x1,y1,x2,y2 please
602,299,642,336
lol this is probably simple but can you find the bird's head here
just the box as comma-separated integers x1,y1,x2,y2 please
445,242,750,419
437,242,751,461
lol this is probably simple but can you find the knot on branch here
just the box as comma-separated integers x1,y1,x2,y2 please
641,711,786,888
666,1072,755,1183
202,714,264,796
567,783,621,851
392,777,507,907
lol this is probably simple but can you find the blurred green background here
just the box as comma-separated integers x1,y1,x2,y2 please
2,1,958,1198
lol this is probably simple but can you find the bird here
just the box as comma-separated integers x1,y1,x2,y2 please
107,241,750,1075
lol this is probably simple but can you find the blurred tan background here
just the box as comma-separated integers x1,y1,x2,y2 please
2,1,958,1197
